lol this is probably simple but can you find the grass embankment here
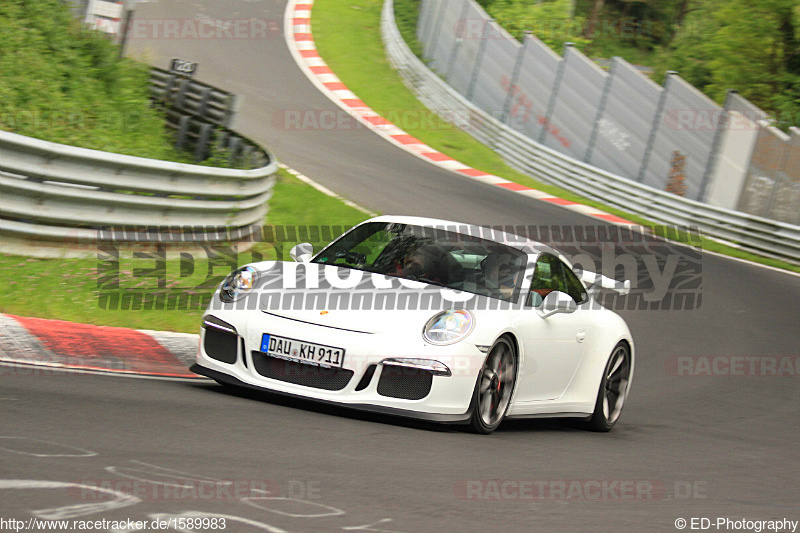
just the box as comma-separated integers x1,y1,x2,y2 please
0,0,366,332
312,0,799,272
0,0,197,161
0,1,371,331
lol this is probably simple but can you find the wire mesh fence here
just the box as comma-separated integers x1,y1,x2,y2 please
418,0,800,225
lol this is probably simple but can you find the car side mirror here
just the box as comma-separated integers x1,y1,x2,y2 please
536,290,577,319
289,243,314,263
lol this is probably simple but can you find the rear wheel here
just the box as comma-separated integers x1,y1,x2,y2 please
469,337,517,434
587,342,632,432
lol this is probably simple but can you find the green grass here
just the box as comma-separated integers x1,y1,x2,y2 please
312,0,799,273
0,0,240,166
0,170,372,332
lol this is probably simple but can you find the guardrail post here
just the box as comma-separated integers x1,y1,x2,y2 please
416,0,429,47
419,0,438,58
762,139,794,219
637,71,676,183
584,56,616,163
175,115,191,151
500,32,529,126
425,0,450,62
539,42,572,144
162,73,178,105
224,94,240,129
698,89,734,202
176,78,190,109
444,1,472,83
228,137,242,167
466,19,492,102
216,130,230,151
194,123,213,162
197,87,212,122
241,145,254,168
117,7,134,59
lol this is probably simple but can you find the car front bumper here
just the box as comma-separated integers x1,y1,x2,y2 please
193,311,486,420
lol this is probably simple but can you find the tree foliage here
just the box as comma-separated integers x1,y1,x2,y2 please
479,0,800,128
661,0,800,125
479,0,589,51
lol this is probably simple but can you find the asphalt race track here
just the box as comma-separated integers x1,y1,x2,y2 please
1,1,799,531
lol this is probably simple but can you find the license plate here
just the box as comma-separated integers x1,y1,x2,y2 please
260,334,345,368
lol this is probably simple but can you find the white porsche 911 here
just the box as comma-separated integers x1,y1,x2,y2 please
191,216,634,434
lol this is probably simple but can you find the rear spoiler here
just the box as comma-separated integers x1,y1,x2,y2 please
577,270,631,295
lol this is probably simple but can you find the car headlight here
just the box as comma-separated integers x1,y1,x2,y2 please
423,310,474,345
220,266,258,303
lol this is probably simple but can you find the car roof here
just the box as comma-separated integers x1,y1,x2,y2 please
364,215,566,260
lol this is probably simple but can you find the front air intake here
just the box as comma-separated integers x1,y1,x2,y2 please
203,328,238,364
251,352,354,391
376,366,433,400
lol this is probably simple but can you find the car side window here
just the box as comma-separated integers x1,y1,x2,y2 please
527,254,586,306
527,254,564,306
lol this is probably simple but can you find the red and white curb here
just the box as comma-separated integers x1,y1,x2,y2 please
0,314,200,378
284,0,636,227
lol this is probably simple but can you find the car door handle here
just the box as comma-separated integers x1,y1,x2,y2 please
576,329,586,343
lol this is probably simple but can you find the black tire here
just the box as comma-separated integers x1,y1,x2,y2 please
469,336,517,434
586,341,632,432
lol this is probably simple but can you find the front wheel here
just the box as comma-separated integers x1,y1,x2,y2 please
469,337,517,434
587,341,632,432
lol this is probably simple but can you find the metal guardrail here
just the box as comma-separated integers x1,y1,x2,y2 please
150,68,239,128
149,68,268,167
381,0,800,263
0,128,277,246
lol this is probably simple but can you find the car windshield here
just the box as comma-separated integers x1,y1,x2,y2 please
312,222,528,302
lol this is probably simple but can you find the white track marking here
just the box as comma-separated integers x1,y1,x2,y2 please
0,436,97,458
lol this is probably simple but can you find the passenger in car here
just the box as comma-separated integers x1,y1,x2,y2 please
483,253,519,300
